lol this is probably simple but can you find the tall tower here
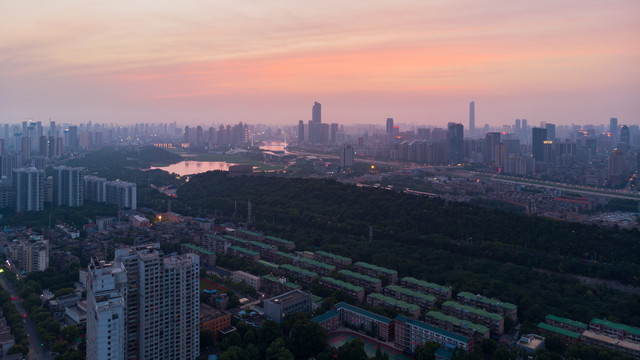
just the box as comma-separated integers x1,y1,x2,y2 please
545,123,556,142
312,102,321,124
531,127,547,162
609,117,618,144
447,123,464,164
87,244,200,360
469,101,475,138
386,118,394,134
297,120,304,143
13,167,45,212
53,166,85,207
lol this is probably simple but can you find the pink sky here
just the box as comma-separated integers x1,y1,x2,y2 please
1,0,639,127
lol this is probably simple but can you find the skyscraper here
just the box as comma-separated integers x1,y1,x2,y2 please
469,101,475,138
87,244,200,360
68,125,78,151
13,167,45,212
340,143,354,170
545,123,556,142
386,118,394,134
447,123,464,164
531,127,547,162
609,117,618,141
312,101,321,124
297,120,304,143
484,132,501,165
53,166,85,207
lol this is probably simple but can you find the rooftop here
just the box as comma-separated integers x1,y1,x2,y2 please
545,314,587,329
518,334,545,351
275,251,296,259
229,246,259,256
321,277,363,293
427,311,490,334
315,251,351,262
267,290,310,307
581,330,640,352
591,318,640,337
312,309,340,324
257,260,278,269
236,229,262,237
265,235,294,245
279,264,318,277
386,285,436,303
443,301,504,321
354,262,397,275
334,302,392,324
457,292,517,311
368,293,420,312
262,275,301,289
537,322,580,339
296,257,336,271
181,243,215,256
395,315,470,343
338,269,381,284
223,235,249,244
401,277,451,292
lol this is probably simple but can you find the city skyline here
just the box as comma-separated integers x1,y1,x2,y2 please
2,0,639,126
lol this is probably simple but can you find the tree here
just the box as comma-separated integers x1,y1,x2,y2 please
479,338,497,359
61,326,80,343
414,342,439,360
200,329,215,348
337,338,368,360
266,338,294,360
288,318,327,358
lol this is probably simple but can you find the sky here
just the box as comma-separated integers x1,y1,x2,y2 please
2,0,639,128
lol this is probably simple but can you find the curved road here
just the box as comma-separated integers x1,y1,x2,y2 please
0,275,52,360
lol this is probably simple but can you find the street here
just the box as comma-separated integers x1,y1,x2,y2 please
0,275,53,360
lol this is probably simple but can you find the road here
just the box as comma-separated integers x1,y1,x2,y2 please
0,275,53,360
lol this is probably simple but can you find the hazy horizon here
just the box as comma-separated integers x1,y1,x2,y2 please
2,0,639,127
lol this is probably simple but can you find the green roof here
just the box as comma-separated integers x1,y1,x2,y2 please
312,309,340,324
355,262,397,275
457,292,517,310
338,269,381,284
229,246,258,256
223,235,249,244
401,277,451,292
537,322,580,339
333,302,392,324
257,260,278,269
262,275,300,289
296,257,336,271
265,235,294,245
427,311,490,334
368,293,420,312
204,233,223,239
545,315,587,329
315,251,351,262
386,285,436,303
321,277,363,293
443,301,503,321
395,315,470,343
279,264,318,278
275,251,296,259
181,243,215,256
248,240,274,250
591,318,640,336
237,229,262,237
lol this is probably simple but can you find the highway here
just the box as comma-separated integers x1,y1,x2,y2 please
0,274,53,360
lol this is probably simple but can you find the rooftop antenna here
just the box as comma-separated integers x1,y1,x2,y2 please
247,200,252,226
369,225,373,244
233,200,237,221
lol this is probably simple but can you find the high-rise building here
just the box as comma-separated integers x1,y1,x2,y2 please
386,118,394,134
4,236,49,274
619,125,630,149
330,123,339,144
447,123,464,164
106,179,137,209
68,125,78,151
531,127,547,162
84,175,108,203
469,101,475,138
609,117,618,143
312,101,321,124
53,166,85,207
340,144,354,170
608,149,627,187
545,123,556,142
87,245,200,360
484,132,501,164
297,120,304,143
13,167,45,212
